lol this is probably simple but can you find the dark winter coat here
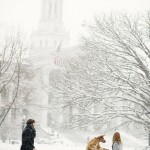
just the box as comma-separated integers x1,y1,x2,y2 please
20,125,36,150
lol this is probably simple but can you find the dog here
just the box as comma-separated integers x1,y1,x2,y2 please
86,135,109,150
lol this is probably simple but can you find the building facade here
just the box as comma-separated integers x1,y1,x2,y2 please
28,0,70,130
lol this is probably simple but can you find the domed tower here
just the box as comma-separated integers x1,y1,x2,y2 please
30,0,69,64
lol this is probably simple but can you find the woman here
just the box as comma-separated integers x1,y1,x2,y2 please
20,119,36,150
112,132,123,150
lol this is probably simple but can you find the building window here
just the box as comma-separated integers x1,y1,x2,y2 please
32,41,35,48
1,88,7,102
40,40,43,47
48,113,52,126
54,40,57,46
0,107,6,118
55,27,58,32
54,3,57,18
45,40,48,47
48,93,53,104
11,109,17,121
49,2,52,16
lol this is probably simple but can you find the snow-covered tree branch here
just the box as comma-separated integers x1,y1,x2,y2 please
49,13,150,131
0,32,28,126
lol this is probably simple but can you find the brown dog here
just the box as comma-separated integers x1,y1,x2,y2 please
86,135,109,150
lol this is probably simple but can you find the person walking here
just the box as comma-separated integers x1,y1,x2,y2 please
112,132,123,150
20,119,36,150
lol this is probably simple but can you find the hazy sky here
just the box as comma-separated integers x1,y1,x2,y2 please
0,0,150,44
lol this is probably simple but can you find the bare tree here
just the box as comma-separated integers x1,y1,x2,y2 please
49,13,150,132
0,32,27,126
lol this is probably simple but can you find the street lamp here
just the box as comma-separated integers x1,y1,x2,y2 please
22,115,26,131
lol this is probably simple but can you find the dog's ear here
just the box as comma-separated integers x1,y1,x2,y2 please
98,135,105,139
99,134,105,137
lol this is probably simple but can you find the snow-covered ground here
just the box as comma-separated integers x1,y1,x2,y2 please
0,143,84,150
0,143,128,150
0,143,147,150
0,131,148,150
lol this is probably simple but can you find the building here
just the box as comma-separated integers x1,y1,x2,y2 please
27,0,72,131
0,0,80,141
